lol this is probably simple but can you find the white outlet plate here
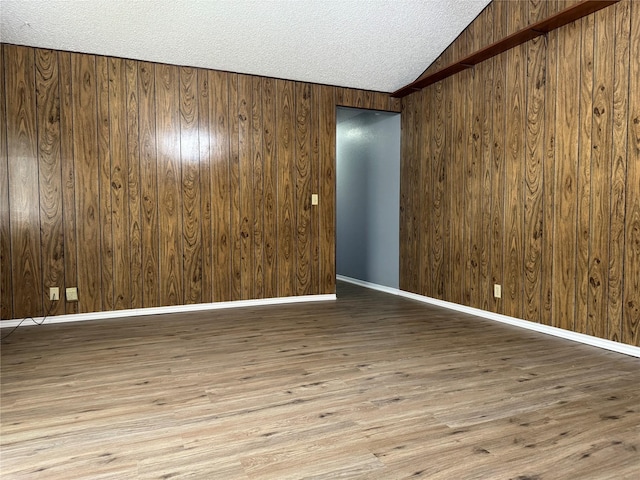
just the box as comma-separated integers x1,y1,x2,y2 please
311,193,319,206
49,287,60,301
494,284,502,299
66,287,79,302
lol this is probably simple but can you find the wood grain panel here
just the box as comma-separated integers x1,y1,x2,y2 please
504,0,526,319
6,45,42,318
35,49,64,317
624,0,640,345
295,82,312,295
237,74,253,300
71,52,101,313
96,56,114,312
431,59,446,300
108,57,131,311
409,91,422,294
419,84,433,297
251,76,264,299
228,73,242,301
0,45,12,320
125,60,142,309
608,0,631,341
179,66,202,304
137,61,160,308
209,70,231,303
587,6,614,338
58,51,78,315
276,79,295,297
310,84,321,295
155,63,182,306
575,14,595,335
261,78,277,299
490,0,507,315
541,0,559,326
319,85,335,295
197,69,213,304
552,19,580,332
523,0,546,322
398,1,635,346
480,5,494,311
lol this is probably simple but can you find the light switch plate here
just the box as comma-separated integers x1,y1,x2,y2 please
494,284,502,299
311,193,319,206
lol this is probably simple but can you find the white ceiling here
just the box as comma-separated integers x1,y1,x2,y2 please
0,0,490,93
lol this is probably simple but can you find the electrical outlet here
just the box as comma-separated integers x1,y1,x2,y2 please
66,287,78,302
49,287,60,301
494,284,502,299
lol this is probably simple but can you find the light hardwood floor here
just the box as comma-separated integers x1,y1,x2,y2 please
1,282,639,479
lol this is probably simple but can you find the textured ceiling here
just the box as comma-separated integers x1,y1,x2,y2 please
0,0,490,93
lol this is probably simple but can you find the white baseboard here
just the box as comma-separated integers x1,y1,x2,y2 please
0,294,337,329
336,275,400,295
337,275,640,358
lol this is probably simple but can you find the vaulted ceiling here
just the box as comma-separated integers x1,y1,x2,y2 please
0,0,491,93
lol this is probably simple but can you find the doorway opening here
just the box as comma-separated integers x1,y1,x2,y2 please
336,107,401,295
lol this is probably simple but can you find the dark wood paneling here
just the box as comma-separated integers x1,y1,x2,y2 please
0,45,12,320
35,49,64,317
155,63,182,306
3,43,398,319
276,80,295,297
608,0,630,341
624,0,640,345
6,46,42,318
399,0,638,346
179,66,202,304
138,61,160,308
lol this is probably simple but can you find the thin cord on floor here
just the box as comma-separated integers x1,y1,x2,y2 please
1,301,56,342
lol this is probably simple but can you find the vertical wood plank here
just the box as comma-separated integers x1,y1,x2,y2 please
96,56,113,312
310,84,321,295
575,14,594,335
587,6,614,338
35,49,65,317
479,5,494,311
155,63,182,306
503,0,526,319
431,61,446,300
409,92,422,294
228,73,242,300
209,70,231,302
237,74,253,300
420,88,432,297
252,76,265,298
138,61,160,308
295,82,312,295
58,51,78,315
6,46,42,318
197,69,213,304
319,85,335,295
262,78,277,298
608,0,631,342
108,57,131,310
180,66,202,304
523,0,547,323
125,60,143,309
553,19,581,332
623,0,640,345
490,0,507,315
276,79,295,297
0,45,13,319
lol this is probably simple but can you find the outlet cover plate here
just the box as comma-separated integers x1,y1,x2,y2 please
49,287,60,301
66,287,78,302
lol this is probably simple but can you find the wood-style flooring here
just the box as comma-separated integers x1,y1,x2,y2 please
1,282,639,479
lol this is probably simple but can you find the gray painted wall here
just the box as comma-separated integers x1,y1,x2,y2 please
336,107,401,288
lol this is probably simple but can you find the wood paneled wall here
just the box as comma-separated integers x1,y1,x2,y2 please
0,44,400,320
400,0,639,346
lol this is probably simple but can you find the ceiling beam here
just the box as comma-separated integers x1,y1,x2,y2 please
392,0,620,98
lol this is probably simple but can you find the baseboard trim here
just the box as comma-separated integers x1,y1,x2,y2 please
0,294,337,329
336,275,400,295
337,275,640,358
